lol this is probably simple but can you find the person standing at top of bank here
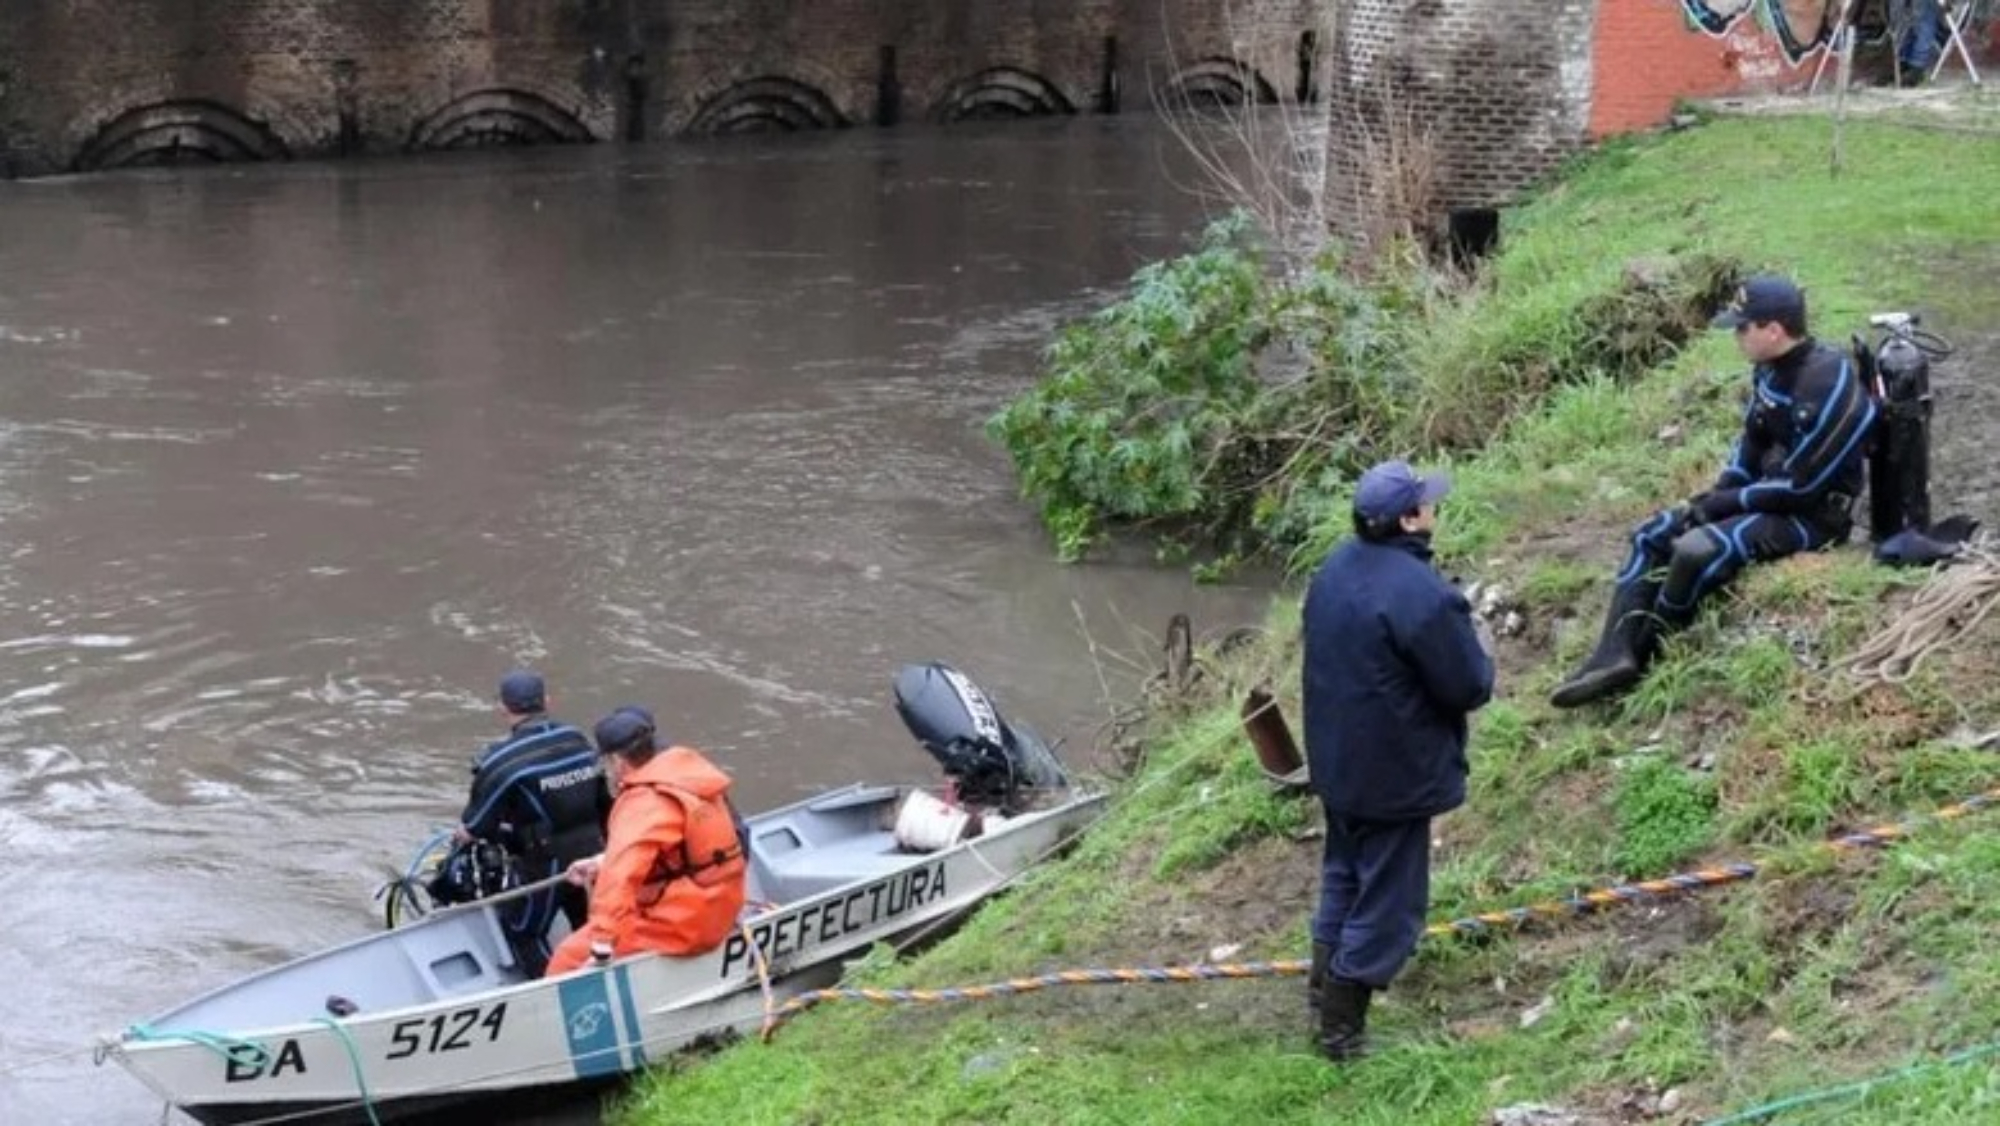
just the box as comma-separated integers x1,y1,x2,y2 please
1300,459,1495,1062
458,670,611,978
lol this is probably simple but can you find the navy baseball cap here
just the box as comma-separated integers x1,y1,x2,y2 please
498,670,546,713
1711,275,1806,329
593,706,657,756
1353,459,1451,522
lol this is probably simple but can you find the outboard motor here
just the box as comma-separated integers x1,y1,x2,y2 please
893,662,1068,813
1856,312,1952,543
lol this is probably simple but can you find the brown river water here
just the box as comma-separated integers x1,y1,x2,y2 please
0,117,1275,1124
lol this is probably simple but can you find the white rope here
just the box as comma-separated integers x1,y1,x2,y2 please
419,869,574,920
1838,540,2000,684
0,1040,104,1077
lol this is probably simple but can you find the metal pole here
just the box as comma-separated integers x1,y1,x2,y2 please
1832,21,1857,177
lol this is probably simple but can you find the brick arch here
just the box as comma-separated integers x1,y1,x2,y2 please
932,67,1076,124
406,88,597,152
71,99,291,172
683,76,848,135
1159,57,1281,108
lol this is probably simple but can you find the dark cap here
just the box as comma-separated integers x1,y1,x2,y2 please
593,706,657,756
497,670,546,714
1353,459,1451,523
1710,275,1806,329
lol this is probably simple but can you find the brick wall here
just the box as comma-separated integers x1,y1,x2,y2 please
1,2,1988,198
1325,0,1600,227
0,0,1316,177
0,0,627,175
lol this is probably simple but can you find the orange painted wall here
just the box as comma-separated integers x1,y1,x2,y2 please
1590,3,1998,138
1589,2,1817,137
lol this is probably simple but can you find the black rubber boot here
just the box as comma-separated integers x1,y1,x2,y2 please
1550,578,1663,709
1319,979,1373,1062
1307,941,1334,1012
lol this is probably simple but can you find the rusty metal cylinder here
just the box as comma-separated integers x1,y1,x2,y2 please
1242,687,1303,780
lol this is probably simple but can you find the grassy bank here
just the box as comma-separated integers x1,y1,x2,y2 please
616,114,2000,1124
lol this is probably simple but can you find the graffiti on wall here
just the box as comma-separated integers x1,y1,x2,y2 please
1680,0,1838,65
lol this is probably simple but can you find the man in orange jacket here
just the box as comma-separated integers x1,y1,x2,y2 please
544,706,748,977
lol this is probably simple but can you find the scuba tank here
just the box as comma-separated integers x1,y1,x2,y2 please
1856,312,1952,543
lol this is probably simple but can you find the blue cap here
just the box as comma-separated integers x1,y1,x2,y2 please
1711,275,1806,329
1353,459,1451,522
593,706,657,756
498,670,545,713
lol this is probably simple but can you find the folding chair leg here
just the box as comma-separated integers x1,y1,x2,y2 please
1932,3,1985,85
1811,0,1860,95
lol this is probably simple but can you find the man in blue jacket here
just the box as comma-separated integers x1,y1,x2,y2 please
1302,460,1495,1062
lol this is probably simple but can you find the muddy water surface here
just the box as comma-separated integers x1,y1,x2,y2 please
0,119,1273,1124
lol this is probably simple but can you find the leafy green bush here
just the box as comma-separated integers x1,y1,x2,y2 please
987,209,1740,571
985,212,1275,561
986,213,1434,564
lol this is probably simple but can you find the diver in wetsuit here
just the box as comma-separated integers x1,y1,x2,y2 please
456,670,611,976
1551,275,1878,709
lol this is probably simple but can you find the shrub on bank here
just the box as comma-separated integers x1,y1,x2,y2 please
987,208,1739,573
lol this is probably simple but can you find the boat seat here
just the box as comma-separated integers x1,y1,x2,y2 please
803,785,903,814
758,833,914,903
400,905,522,1002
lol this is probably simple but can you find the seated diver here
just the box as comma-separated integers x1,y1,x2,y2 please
1551,275,1878,708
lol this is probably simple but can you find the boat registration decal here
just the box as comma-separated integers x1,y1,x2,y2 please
718,860,948,978
558,971,625,1079
614,964,648,1069
222,1037,306,1084
385,1002,507,1061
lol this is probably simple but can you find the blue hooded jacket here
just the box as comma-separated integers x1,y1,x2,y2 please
1302,533,1495,821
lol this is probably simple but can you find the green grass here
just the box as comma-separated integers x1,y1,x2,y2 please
611,114,2000,1126
1613,757,1717,876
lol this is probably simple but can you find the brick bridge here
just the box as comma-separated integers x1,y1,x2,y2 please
0,2,1988,213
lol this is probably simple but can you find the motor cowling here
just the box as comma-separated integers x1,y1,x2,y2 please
1862,324,1934,543
893,662,1068,813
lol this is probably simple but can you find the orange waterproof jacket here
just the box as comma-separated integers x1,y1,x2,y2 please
546,747,746,976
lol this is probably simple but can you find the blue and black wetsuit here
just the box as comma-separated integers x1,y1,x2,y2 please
1622,336,1877,619
461,715,611,977
1552,336,1876,711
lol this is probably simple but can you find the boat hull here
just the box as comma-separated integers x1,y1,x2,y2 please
180,1077,620,1126
111,789,1105,1125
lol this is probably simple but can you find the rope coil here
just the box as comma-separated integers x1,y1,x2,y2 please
1837,539,2000,684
